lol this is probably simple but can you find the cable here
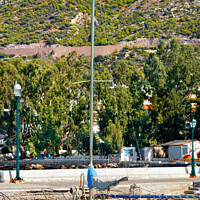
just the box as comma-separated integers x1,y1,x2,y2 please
0,192,12,200
133,127,158,194
139,186,164,195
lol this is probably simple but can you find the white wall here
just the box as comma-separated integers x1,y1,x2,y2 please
168,145,188,160
1,166,195,182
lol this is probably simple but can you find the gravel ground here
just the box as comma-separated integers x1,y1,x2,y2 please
1,177,199,200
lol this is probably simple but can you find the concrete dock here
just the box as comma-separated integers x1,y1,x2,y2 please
0,166,200,199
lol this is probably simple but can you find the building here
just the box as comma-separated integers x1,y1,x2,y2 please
140,147,154,161
162,140,200,160
121,147,137,161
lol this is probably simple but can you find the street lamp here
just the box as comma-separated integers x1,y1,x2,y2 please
189,118,197,178
14,83,22,181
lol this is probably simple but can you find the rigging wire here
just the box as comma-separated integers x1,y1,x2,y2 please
100,0,119,151
133,126,158,195
132,128,143,197
0,191,12,200
139,187,164,195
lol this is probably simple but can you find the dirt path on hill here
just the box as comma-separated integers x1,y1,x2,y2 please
0,37,199,58
0,38,159,58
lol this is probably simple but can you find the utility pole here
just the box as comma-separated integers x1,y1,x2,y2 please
190,118,197,178
13,83,22,182
89,0,95,198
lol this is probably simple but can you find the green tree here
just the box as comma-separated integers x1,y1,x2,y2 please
144,38,200,143
0,59,23,152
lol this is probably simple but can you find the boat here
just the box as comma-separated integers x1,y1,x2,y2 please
86,0,128,198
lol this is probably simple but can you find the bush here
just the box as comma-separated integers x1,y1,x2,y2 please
1,146,12,154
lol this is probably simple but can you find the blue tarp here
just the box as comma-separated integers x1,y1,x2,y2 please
87,167,98,188
125,149,129,156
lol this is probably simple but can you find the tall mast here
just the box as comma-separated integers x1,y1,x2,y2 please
89,0,95,168
89,0,95,198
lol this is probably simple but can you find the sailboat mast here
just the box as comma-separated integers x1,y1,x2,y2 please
89,0,95,199
89,0,95,167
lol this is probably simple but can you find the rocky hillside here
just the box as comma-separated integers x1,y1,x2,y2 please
0,0,199,48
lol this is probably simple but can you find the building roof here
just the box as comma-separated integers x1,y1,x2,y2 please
162,140,199,146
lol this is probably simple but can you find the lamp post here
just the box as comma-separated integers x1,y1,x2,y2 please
189,118,197,178
14,83,22,181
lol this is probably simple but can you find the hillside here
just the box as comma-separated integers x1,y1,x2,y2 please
0,0,199,48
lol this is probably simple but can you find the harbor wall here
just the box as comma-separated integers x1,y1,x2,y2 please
1,166,199,182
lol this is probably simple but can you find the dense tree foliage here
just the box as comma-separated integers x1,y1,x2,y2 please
0,39,199,157
144,39,200,143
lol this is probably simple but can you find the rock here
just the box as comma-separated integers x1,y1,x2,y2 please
31,164,44,170
24,164,32,170
80,165,88,169
94,164,102,168
98,164,102,168
0,164,12,170
107,163,113,168
60,165,67,169
111,163,118,168
102,163,107,168
107,163,118,168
